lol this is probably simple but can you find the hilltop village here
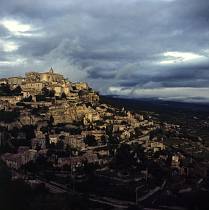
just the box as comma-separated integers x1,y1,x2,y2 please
0,68,209,210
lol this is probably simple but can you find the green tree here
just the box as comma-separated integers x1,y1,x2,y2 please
12,85,22,95
21,95,32,102
84,135,97,146
56,140,64,150
61,92,66,99
0,110,20,123
107,134,120,156
0,84,11,96
49,115,54,127
115,144,135,169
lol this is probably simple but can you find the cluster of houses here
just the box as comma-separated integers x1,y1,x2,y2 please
1,68,209,210
1,146,37,169
0,69,166,172
0,67,99,104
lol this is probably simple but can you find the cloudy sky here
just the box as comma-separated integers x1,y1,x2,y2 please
0,0,209,102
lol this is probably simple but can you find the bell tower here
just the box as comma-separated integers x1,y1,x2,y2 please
49,67,54,74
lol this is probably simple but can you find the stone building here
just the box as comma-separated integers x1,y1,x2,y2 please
21,82,45,92
81,130,106,141
0,78,8,84
62,134,85,150
57,153,98,168
83,111,101,125
8,77,25,86
1,147,37,169
73,82,89,90
26,68,64,83
40,68,64,83
0,96,23,104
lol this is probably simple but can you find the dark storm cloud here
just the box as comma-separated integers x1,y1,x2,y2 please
0,0,209,100
116,62,209,89
87,67,116,79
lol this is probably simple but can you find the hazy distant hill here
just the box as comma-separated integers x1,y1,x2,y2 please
101,95,209,114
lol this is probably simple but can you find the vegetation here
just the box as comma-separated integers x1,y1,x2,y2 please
21,95,32,102
84,135,97,146
0,110,20,123
42,87,55,97
36,87,56,101
0,84,22,96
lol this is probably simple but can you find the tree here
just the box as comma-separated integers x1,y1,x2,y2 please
0,160,11,187
107,134,120,156
83,162,96,177
48,89,55,97
78,90,86,97
12,85,22,95
0,110,20,123
21,95,32,102
61,92,66,99
84,135,97,146
0,84,11,96
49,115,54,127
56,140,64,150
0,161,33,210
42,87,55,97
11,127,19,138
59,134,65,141
22,125,35,140
106,124,113,136
134,127,143,137
42,87,49,96
114,144,135,170
101,135,107,145
133,143,146,162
